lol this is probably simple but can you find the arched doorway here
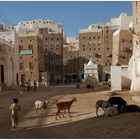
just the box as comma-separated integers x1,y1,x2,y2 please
9,58,14,85
0,57,7,85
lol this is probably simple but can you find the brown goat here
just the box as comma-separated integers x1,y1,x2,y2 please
56,97,77,120
95,100,111,117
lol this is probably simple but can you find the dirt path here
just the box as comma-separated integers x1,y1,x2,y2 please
0,86,140,138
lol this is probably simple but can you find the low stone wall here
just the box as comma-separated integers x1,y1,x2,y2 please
132,95,140,103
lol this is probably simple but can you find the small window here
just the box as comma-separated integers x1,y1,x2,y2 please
20,63,24,70
51,38,53,41
28,45,33,50
19,45,23,51
29,62,33,70
83,48,85,51
107,48,109,50
89,48,91,51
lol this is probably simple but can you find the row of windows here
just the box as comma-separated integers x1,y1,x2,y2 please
20,62,34,70
20,39,33,42
122,39,132,43
46,38,59,41
82,47,110,51
105,62,111,66
46,43,60,47
19,45,44,53
22,20,52,26
82,43,102,47
20,56,34,59
19,45,33,51
82,35,109,40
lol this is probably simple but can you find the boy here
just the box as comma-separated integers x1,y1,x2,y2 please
9,98,21,128
33,80,37,91
27,79,31,91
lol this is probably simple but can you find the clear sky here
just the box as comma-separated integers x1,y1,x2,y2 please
0,1,132,36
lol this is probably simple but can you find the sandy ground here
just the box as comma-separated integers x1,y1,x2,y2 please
0,85,140,138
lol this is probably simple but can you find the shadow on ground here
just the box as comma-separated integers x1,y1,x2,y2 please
2,112,140,138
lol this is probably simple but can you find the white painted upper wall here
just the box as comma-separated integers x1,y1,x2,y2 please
65,36,79,51
0,24,16,45
80,13,132,33
109,13,133,30
15,19,63,34
66,37,78,43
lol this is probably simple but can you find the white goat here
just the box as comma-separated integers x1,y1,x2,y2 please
104,106,118,117
35,100,48,113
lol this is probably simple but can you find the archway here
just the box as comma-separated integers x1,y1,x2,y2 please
9,57,14,85
0,57,7,85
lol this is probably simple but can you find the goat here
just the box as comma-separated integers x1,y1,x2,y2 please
104,106,118,117
108,97,127,113
56,97,77,120
121,104,140,113
95,100,111,117
35,100,48,113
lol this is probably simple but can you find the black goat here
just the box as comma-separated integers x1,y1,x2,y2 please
122,104,140,113
108,97,127,113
